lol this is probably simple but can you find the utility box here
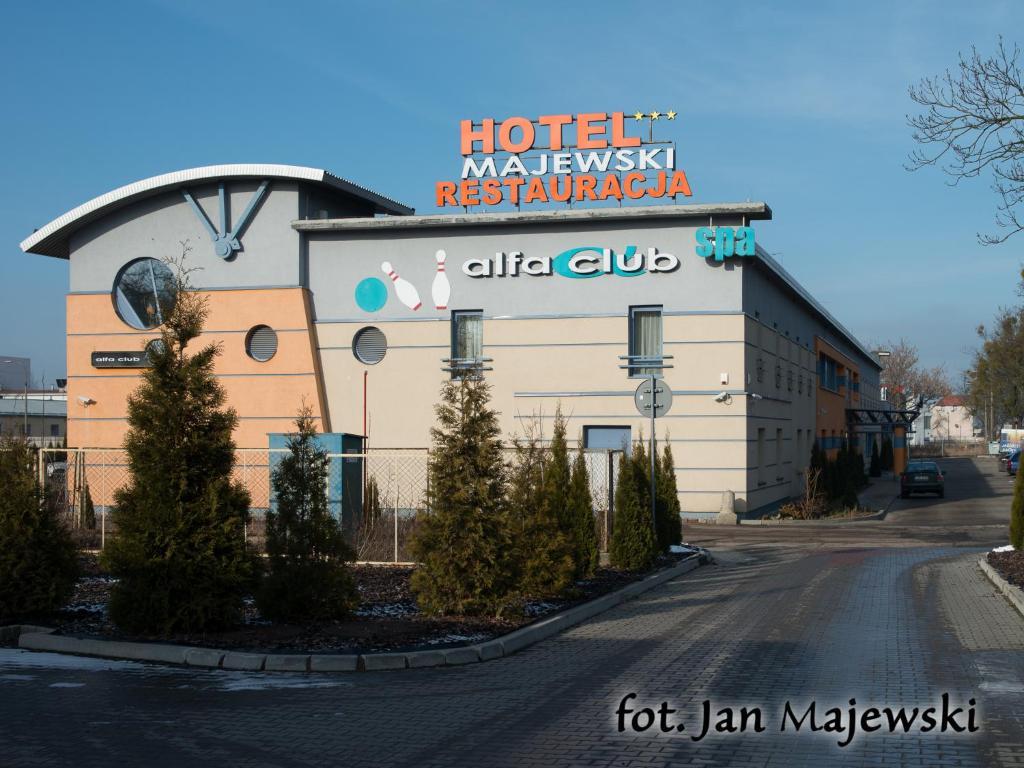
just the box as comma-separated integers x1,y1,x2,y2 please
268,432,364,541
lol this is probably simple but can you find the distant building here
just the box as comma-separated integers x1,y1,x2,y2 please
912,395,981,445
0,356,30,391
0,391,67,446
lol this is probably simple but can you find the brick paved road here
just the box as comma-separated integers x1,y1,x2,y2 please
2,457,1022,767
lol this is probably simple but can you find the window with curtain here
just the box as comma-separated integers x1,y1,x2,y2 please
451,310,483,378
628,306,663,377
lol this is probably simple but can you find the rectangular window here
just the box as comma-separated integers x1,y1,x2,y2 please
450,310,483,378
583,426,631,452
776,428,783,468
818,353,838,392
628,305,663,377
50,424,59,437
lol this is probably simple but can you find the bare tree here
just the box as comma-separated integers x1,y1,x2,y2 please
878,339,952,411
907,37,1024,244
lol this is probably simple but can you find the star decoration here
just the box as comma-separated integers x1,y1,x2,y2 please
633,111,644,121
667,110,677,120
650,111,660,120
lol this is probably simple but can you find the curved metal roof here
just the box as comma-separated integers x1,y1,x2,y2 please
20,163,413,258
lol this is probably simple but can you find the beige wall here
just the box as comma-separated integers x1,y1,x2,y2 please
318,312,758,514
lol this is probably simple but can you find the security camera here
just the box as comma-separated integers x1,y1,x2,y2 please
77,395,95,406
749,393,764,401
714,392,732,403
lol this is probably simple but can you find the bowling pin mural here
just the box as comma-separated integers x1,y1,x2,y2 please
432,249,451,310
381,261,421,310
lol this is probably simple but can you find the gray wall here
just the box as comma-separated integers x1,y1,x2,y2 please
305,221,744,321
69,182,304,293
742,262,881,405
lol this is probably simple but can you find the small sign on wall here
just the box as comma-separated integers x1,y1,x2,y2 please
91,351,150,368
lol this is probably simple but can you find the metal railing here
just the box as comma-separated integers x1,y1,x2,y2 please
38,447,623,562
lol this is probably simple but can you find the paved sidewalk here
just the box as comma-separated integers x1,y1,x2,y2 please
858,473,899,513
2,546,1022,767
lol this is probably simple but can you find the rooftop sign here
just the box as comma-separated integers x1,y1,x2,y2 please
435,112,692,209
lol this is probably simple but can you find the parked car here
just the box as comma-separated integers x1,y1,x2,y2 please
1009,451,1021,476
900,460,945,498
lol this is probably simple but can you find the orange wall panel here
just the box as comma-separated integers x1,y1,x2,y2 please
66,288,326,449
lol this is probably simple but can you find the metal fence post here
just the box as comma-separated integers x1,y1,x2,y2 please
393,463,400,563
606,450,614,551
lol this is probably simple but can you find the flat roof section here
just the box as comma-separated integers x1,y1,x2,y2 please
21,164,414,259
292,201,772,232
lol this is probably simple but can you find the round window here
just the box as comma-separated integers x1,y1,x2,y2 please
353,327,387,365
246,325,278,362
112,258,176,330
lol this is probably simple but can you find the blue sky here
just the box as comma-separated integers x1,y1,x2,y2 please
2,0,1022,386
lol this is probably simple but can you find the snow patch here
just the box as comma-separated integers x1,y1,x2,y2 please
354,601,419,619
49,682,86,689
0,649,138,672
991,545,1017,553
218,674,353,692
423,633,489,646
524,601,561,618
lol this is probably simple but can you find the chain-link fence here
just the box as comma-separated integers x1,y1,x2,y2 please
38,446,623,562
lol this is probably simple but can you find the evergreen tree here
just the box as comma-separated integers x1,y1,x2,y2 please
410,376,514,616
81,483,96,530
869,440,881,477
881,437,894,471
506,433,574,597
1011,460,1024,550
566,443,599,578
102,258,254,635
0,436,79,620
544,407,572,533
610,442,657,570
257,409,358,623
656,443,683,549
837,441,860,507
363,475,383,526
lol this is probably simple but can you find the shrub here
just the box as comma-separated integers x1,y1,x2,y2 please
102,256,254,635
0,437,79,620
869,441,881,477
567,444,600,578
1011,461,1024,550
506,432,574,597
881,437,894,471
655,442,683,549
610,442,657,570
410,376,515,616
257,409,358,623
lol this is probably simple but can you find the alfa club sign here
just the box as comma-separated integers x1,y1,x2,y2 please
435,112,693,208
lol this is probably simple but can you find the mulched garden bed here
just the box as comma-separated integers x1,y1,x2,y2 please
988,548,1024,590
10,550,696,655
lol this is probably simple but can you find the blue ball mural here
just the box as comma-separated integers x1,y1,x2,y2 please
355,277,388,312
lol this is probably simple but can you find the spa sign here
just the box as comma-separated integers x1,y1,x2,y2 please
435,111,693,208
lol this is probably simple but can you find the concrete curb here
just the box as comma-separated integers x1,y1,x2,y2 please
978,556,1024,620
739,491,898,526
13,553,707,673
